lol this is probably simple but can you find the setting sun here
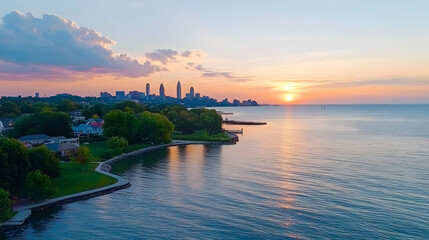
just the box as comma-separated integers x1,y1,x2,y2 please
285,94,293,102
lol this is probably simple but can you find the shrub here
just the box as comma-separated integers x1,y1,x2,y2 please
106,136,128,155
0,188,13,223
23,170,57,200
101,149,114,160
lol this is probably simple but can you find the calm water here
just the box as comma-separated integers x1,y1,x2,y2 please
3,105,429,239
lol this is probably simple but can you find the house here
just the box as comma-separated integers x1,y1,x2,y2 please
45,137,79,157
18,134,51,146
0,118,14,132
86,118,104,128
72,124,103,137
71,110,85,123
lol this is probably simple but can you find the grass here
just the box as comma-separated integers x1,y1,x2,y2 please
171,130,231,143
1,211,17,224
85,140,151,162
51,162,117,198
84,140,106,162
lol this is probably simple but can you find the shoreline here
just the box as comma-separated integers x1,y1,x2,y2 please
1,140,230,227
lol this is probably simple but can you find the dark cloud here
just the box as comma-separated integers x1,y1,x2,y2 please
0,11,163,80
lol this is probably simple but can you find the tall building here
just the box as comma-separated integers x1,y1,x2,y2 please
177,81,182,99
190,86,195,99
116,91,125,100
159,83,165,101
146,83,150,98
35,93,39,98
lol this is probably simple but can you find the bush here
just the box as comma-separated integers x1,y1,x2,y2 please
23,170,57,200
0,188,13,223
28,146,61,178
106,136,128,155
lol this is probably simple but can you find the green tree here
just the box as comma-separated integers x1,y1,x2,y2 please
23,170,57,200
106,136,128,155
191,108,223,134
0,188,13,223
38,108,72,137
0,101,20,117
58,100,78,112
103,110,138,142
72,146,93,171
114,101,147,113
28,146,60,178
136,111,174,143
0,138,29,193
12,114,40,137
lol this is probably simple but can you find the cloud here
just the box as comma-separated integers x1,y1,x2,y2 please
186,62,251,82
202,72,251,82
145,49,201,64
0,11,163,80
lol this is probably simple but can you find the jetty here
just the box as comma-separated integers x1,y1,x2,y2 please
223,120,267,125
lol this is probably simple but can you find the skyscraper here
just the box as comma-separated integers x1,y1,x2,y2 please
177,81,182,99
159,83,165,101
146,83,150,96
190,86,195,99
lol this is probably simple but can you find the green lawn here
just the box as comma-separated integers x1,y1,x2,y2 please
84,140,107,162
51,162,117,198
171,130,231,143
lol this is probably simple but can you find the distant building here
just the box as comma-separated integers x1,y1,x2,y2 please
177,81,182,99
159,83,165,101
129,91,145,100
190,87,195,99
116,91,125,100
100,92,112,98
146,83,150,99
35,93,39,98
195,93,201,99
72,124,103,137
233,99,240,105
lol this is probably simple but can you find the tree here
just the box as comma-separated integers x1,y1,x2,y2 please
38,108,72,137
0,188,13,223
191,108,223,134
114,101,147,113
106,136,128,155
28,146,60,178
58,100,78,112
0,137,29,193
103,110,138,142
12,114,40,137
0,101,20,117
136,111,174,143
72,146,93,171
23,170,57,200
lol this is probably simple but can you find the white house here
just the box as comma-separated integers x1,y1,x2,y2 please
72,124,103,137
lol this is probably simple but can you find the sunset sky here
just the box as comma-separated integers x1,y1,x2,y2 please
1,0,429,104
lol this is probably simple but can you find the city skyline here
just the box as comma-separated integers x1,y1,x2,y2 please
1,1,429,104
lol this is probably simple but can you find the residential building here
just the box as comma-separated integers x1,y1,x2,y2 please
18,134,51,146
116,91,126,100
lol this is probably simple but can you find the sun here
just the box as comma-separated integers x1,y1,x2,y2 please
285,94,293,102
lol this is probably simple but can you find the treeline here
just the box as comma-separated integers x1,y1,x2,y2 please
0,137,62,222
5,107,72,138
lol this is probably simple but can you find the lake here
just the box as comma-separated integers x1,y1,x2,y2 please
3,105,429,239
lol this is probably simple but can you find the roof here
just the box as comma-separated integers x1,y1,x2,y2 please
18,134,50,141
50,136,67,142
72,124,93,131
46,142,78,152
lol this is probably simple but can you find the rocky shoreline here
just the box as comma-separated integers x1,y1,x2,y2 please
1,140,229,227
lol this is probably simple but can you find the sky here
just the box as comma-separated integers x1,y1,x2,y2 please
1,0,429,104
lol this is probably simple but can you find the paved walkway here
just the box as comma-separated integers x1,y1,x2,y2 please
2,140,227,226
